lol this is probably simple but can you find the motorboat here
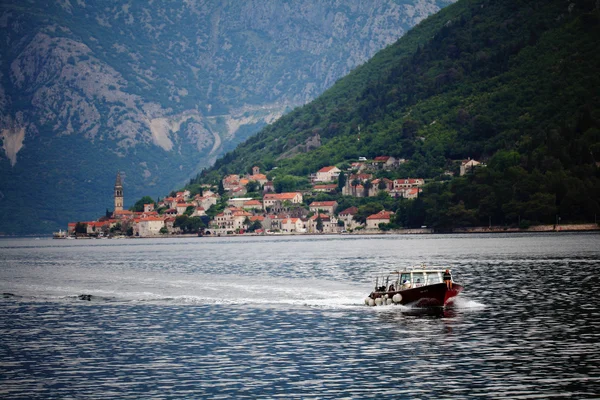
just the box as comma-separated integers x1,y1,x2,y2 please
365,264,463,307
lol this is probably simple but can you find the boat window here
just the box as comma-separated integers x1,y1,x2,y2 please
400,273,411,285
412,272,425,287
426,272,442,285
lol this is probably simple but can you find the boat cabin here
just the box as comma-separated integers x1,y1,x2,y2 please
373,267,452,292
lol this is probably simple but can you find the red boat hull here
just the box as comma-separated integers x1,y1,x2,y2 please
369,283,463,307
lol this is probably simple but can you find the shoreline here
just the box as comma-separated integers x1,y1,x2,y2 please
53,223,599,239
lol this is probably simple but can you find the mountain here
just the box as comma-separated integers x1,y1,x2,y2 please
199,0,600,229
0,0,455,235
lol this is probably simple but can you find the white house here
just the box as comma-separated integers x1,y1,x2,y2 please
309,201,338,215
313,166,341,182
366,210,394,230
281,218,306,233
137,217,165,237
306,214,339,233
460,158,482,175
263,192,303,209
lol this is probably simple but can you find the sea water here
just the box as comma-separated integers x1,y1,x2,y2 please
1,233,599,398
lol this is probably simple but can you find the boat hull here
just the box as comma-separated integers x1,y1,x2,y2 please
369,283,463,307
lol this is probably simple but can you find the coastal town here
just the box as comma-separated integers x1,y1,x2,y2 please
60,156,471,238
58,154,599,239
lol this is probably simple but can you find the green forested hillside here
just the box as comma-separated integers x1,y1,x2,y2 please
196,0,600,229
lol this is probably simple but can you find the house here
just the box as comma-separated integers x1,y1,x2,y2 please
313,166,341,182
402,188,420,199
137,217,165,237
176,203,189,215
343,173,373,196
163,197,178,209
164,217,177,234
264,214,284,231
369,178,393,196
214,207,252,232
86,221,110,235
249,215,268,230
195,194,218,210
263,181,275,193
222,174,240,191
337,206,362,230
366,210,394,230
309,201,338,215
460,158,482,175
306,213,339,234
144,203,155,212
176,190,191,200
263,192,303,209
230,186,248,197
228,197,254,208
281,217,306,233
164,208,178,217
393,178,424,190
349,162,366,172
242,199,263,210
248,173,268,186
313,184,337,193
191,207,206,217
372,156,397,170
112,209,134,219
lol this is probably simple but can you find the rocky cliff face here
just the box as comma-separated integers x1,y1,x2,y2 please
0,0,454,234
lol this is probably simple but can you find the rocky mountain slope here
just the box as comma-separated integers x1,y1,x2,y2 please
0,0,454,234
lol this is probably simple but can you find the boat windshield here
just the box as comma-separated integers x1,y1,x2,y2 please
412,272,425,287
400,273,410,285
426,272,442,285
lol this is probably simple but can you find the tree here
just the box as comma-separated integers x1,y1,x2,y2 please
354,203,383,224
174,215,205,233
75,222,87,234
184,206,195,216
316,215,324,232
130,196,156,212
248,220,263,232
337,171,346,193
363,180,373,197
246,180,260,193
351,178,360,196
110,222,122,233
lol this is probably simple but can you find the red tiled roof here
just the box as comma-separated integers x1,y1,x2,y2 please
339,206,358,215
249,174,268,180
313,184,337,190
113,210,133,215
310,201,337,207
367,210,394,220
264,192,300,200
317,166,338,173
139,217,165,222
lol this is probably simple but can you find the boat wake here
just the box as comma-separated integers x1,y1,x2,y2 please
1,275,369,309
448,296,485,309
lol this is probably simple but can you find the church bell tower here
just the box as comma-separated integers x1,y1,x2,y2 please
114,172,123,212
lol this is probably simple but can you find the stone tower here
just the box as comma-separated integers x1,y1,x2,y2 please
114,172,123,212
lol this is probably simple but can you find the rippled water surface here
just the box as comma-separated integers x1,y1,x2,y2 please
1,233,599,398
